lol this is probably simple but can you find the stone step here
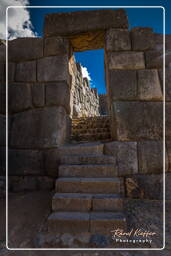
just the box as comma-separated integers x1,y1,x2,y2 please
72,128,110,135
55,177,121,194
59,164,117,178
48,211,126,233
58,142,103,156
52,193,123,212
72,123,110,129
60,154,116,165
71,133,111,141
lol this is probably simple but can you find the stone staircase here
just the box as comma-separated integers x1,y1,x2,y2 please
38,143,127,248
71,116,111,142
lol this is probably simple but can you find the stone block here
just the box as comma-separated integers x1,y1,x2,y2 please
37,176,54,190
8,62,15,82
44,9,128,37
159,68,171,101
44,37,70,56
166,34,171,50
109,70,137,100
8,83,32,113
46,82,70,113
138,141,166,174
0,147,5,174
166,102,171,139
145,50,171,68
113,102,163,140
166,173,171,200
8,38,43,61
137,69,163,100
125,174,163,199
131,31,154,50
0,44,5,62
105,29,131,51
0,62,5,81
37,55,69,82
9,176,37,192
166,141,171,172
44,148,60,177
32,84,45,107
92,194,123,211
108,52,145,70
15,61,36,82
8,149,44,175
0,83,6,114
10,106,68,148
104,141,138,176
0,115,6,146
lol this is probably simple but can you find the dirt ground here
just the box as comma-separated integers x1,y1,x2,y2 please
0,191,171,256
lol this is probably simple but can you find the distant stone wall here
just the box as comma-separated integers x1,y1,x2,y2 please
99,94,109,115
69,56,100,118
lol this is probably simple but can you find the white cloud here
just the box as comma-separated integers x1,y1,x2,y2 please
81,65,92,81
0,0,36,40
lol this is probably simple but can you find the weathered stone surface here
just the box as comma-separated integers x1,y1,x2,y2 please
106,29,131,51
8,149,44,175
37,55,69,82
138,141,166,174
46,82,70,113
104,141,138,176
0,115,6,146
9,83,32,113
108,52,145,70
32,84,45,107
44,9,128,37
44,37,70,56
0,62,5,81
166,173,171,200
44,148,60,177
166,141,171,172
15,61,36,82
8,38,43,61
109,70,137,100
92,194,123,211
10,106,68,148
0,175,5,197
125,174,163,199
0,44,5,62
159,68,171,101
48,212,89,232
37,176,54,190
113,102,163,140
0,147,5,174
0,83,6,114
99,94,109,115
166,102,171,139
131,31,154,50
137,69,163,100
145,50,171,68
8,62,15,82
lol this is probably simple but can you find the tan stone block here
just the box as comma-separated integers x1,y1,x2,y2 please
92,194,123,211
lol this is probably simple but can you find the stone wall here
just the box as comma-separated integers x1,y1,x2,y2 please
69,56,100,118
99,94,109,115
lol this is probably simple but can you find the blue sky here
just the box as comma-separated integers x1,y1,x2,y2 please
28,0,170,94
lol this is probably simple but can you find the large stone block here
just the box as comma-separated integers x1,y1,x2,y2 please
0,115,6,146
137,69,163,100
0,62,5,81
44,148,60,177
105,29,131,51
145,50,171,68
166,102,171,139
44,37,70,56
8,83,32,113
32,84,45,107
46,82,70,113
0,83,6,114
159,68,171,101
44,9,128,37
108,52,145,70
15,61,36,82
166,141,171,172
138,141,166,174
8,149,44,175
166,173,171,200
8,62,15,82
113,102,163,140
0,44,5,62
125,174,163,199
37,56,69,82
131,31,154,50
8,38,43,61
104,141,138,176
10,106,68,148
109,70,137,100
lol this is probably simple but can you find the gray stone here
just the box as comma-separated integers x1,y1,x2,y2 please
44,148,60,177
0,44,5,62
166,141,171,172
0,62,5,81
166,173,171,200
138,141,166,174
44,37,70,56
159,68,171,101
104,141,138,176
0,115,6,146
37,177,54,190
15,61,36,82
8,83,32,113
46,82,70,113
32,84,45,107
10,106,68,148
108,52,145,70
125,174,163,199
0,147,5,174
145,50,171,68
8,149,44,175
105,29,131,51
166,102,171,139
131,31,154,50
37,55,69,82
0,83,6,114
44,9,128,37
8,38,43,61
113,102,163,140
137,69,163,100
8,62,15,82
109,70,137,100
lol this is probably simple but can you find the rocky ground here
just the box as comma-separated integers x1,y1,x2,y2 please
0,191,171,255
